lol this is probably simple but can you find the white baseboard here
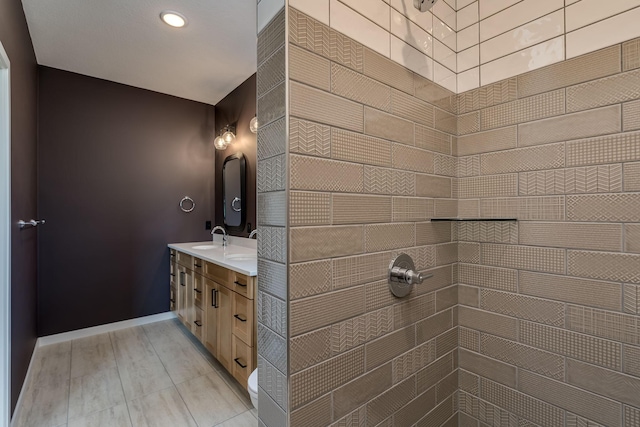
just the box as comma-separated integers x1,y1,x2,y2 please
38,312,176,347
10,337,39,427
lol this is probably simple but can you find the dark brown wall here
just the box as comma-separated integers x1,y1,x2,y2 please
37,67,215,336
214,74,256,236
0,0,39,413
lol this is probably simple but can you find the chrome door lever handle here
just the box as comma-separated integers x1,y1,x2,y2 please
18,219,45,229
388,253,433,297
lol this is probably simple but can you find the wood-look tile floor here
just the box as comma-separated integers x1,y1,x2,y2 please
14,319,258,427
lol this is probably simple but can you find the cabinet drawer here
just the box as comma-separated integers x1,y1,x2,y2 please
231,271,255,299
193,258,204,275
176,251,193,269
231,335,253,389
170,284,176,312
193,308,204,341
204,261,229,287
232,293,254,346
170,261,177,285
193,273,204,310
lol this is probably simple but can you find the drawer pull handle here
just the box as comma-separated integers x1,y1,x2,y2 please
170,299,176,303
234,314,247,322
194,288,202,294
234,358,247,369
170,273,176,277
194,263,202,268
234,281,247,288
212,289,218,308
194,320,202,327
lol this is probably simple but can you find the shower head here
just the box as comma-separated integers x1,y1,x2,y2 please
414,0,437,12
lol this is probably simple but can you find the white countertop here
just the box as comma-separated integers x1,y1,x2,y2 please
168,237,257,276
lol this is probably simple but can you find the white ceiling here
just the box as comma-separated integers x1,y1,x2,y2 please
22,0,257,105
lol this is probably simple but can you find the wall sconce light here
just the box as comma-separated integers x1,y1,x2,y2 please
214,124,236,150
250,116,258,134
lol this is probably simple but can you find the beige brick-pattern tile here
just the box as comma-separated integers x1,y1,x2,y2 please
457,78,518,114
623,345,640,378
330,405,366,427
289,8,363,73
330,307,393,355
364,166,415,196
331,128,391,167
258,226,287,264
480,143,565,175
290,191,331,227
259,356,288,411
291,82,364,132
395,388,438,427
332,194,391,225
566,413,606,427
459,327,480,351
519,222,623,251
366,377,416,426
290,347,365,409
458,175,518,198
457,221,517,244
458,243,480,264
480,334,564,380
392,197,431,222
457,155,480,177
459,348,516,388
481,244,565,274
290,394,332,427
520,271,622,311
520,320,621,370
458,286,479,308
457,126,517,156
626,224,640,254
434,199,458,218
416,310,454,344
480,89,565,130
393,144,435,174
258,45,286,98
289,44,330,91
459,370,479,396
290,328,331,373
258,82,286,127
567,69,640,113
625,405,640,427
415,73,456,112
624,162,640,192
290,155,363,193
334,252,394,291
480,289,565,327
519,369,621,427
257,154,286,193
290,286,365,336
391,89,435,127
290,260,331,300
568,358,640,409
258,8,285,65
415,125,451,154
480,196,565,220
517,45,621,98
393,294,436,330
435,108,457,135
624,100,640,131
567,305,640,345
624,285,640,315
567,131,640,167
290,118,330,158
458,264,517,292
258,191,286,227
458,307,517,340
519,165,623,195
415,221,452,246
366,326,416,371
364,223,415,252
416,353,455,394
290,226,363,263
258,291,287,338
567,194,640,222
416,174,452,198
623,38,640,71
434,154,456,177
568,250,640,284
458,112,480,136
363,48,414,95
458,200,481,218
364,107,414,146
518,105,621,147
392,341,436,384
331,63,391,111
480,378,565,426
258,117,286,160
436,242,458,266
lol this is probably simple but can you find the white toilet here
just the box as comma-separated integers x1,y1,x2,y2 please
248,369,258,410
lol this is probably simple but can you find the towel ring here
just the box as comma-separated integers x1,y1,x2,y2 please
180,196,195,213
231,197,242,212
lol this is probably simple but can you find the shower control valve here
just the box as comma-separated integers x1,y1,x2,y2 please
388,253,433,298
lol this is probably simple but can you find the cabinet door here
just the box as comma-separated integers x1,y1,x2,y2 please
185,269,194,328
204,280,218,357
216,284,233,372
177,265,188,324
193,272,204,310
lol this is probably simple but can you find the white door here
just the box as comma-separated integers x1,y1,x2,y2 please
0,41,11,427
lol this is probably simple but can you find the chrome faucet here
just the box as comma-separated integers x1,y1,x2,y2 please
248,229,258,239
211,226,228,247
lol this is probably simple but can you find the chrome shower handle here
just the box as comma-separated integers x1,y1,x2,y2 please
390,266,433,285
388,253,433,297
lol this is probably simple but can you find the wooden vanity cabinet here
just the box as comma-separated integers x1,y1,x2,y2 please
172,249,256,388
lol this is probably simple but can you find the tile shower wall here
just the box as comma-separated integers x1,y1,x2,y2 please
285,6,460,426
456,40,640,426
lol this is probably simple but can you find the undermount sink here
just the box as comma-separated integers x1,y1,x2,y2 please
224,254,257,261
192,245,219,250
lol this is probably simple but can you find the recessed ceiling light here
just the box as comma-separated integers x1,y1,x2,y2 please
160,11,187,28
